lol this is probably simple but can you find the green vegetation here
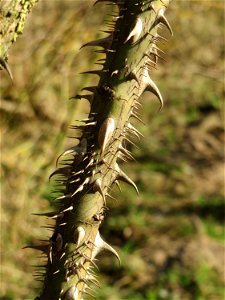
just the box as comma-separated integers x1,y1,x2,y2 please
0,1,224,299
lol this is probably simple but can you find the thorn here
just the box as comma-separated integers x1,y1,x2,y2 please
93,179,105,204
61,205,73,213
145,77,163,110
24,244,49,254
0,57,13,81
31,264,47,269
127,122,144,138
92,231,121,264
126,71,139,84
122,134,139,148
130,112,145,125
115,180,122,192
152,44,165,55
87,275,100,288
142,67,163,110
111,69,119,77
157,9,173,36
32,211,56,218
154,33,168,44
74,226,86,247
94,0,118,7
82,253,99,271
32,211,63,219
150,49,166,62
69,94,93,103
98,117,115,154
56,149,80,167
117,152,129,162
56,139,87,166
82,86,97,93
49,167,70,181
80,70,102,77
83,289,96,299
115,163,139,195
118,144,134,160
125,18,143,44
56,195,71,201
80,36,112,50
85,157,94,170
59,251,66,261
96,58,106,62
71,177,90,197
106,192,117,201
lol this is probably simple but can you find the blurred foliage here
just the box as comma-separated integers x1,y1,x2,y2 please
0,1,224,299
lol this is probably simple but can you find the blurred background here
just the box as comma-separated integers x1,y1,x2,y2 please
0,1,224,299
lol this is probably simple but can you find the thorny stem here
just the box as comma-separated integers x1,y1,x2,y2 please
29,1,172,299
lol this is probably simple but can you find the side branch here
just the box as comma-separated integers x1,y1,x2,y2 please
0,0,38,78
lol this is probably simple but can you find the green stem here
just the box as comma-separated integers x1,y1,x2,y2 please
32,1,172,299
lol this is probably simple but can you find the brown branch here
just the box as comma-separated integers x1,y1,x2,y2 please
0,0,39,77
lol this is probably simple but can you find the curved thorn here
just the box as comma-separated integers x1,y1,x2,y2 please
70,94,93,103
92,231,121,264
118,144,135,160
80,36,112,50
115,163,139,195
115,180,122,192
98,117,115,154
157,9,173,36
127,123,144,137
125,18,143,44
74,226,86,247
93,179,105,204
145,76,163,110
82,86,97,93
142,67,163,110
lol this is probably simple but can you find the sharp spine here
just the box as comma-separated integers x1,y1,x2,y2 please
142,67,163,110
126,71,139,83
70,94,93,103
125,18,143,44
24,244,49,254
93,179,105,204
32,211,59,218
127,123,144,139
56,139,87,166
92,231,120,264
115,163,139,195
71,177,90,197
98,117,115,154
80,70,102,77
115,180,122,192
80,36,112,50
74,226,86,247
61,205,73,213
157,8,173,36
118,144,134,160
82,86,97,93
